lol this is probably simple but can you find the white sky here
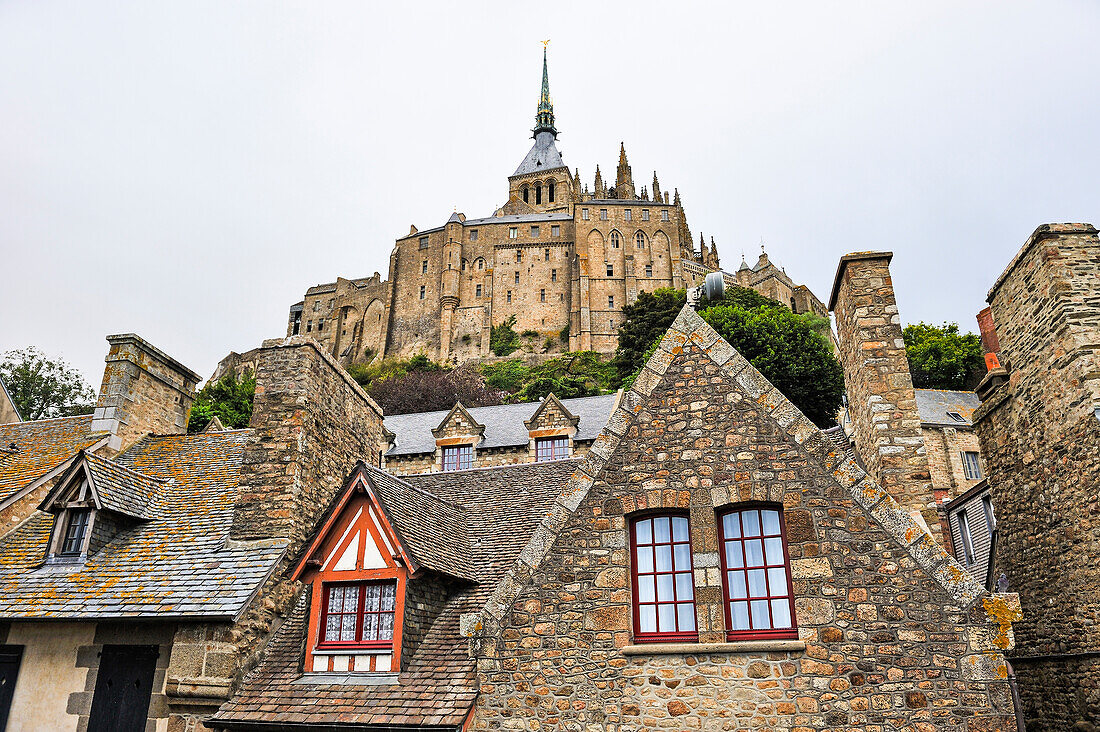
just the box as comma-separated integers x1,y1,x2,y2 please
2,1,1098,386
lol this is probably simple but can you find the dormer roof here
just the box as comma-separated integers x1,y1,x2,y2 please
431,402,485,441
524,392,580,431
39,450,164,521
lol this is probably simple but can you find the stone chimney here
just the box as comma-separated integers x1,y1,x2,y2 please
90,334,201,453
970,223,1100,726
828,252,938,538
229,336,387,554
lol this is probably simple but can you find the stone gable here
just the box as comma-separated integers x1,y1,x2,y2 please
468,306,1018,731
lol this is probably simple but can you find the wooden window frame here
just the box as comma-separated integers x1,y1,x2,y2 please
535,436,569,462
630,512,698,644
317,579,398,651
441,444,473,472
957,509,976,564
718,504,798,641
961,451,983,480
58,508,92,557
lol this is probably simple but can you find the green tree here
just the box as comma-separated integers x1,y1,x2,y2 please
0,347,95,420
613,289,844,427
903,322,984,390
701,305,844,427
490,316,521,357
187,370,256,433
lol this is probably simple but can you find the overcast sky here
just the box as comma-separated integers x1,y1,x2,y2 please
2,1,1097,387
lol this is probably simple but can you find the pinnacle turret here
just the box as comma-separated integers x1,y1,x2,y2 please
652,172,662,204
615,142,636,200
533,46,556,138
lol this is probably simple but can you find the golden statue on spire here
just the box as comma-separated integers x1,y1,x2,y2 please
541,39,550,49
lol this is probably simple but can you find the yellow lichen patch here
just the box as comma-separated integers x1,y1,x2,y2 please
982,594,1023,650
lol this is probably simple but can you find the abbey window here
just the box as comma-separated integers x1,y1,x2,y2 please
548,181,555,202
719,505,797,640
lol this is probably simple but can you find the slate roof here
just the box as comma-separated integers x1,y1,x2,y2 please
460,211,573,227
212,460,576,731
512,130,566,176
364,466,474,582
0,415,108,505
384,392,618,456
915,389,981,426
80,451,165,520
0,430,287,619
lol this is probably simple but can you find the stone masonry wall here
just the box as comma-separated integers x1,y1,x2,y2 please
830,253,939,541
471,334,1017,731
165,336,388,729
923,426,984,500
972,224,1100,730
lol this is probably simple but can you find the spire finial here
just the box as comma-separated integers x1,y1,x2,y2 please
533,43,557,138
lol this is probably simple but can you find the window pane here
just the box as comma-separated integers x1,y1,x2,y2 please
639,605,657,633
725,543,744,569
328,586,344,614
325,614,341,642
341,614,357,642
379,611,395,639
636,546,654,573
722,513,741,539
654,517,670,543
768,567,789,595
764,537,785,565
677,604,696,632
762,510,781,535
364,584,381,612
671,516,689,542
656,574,674,602
655,545,673,572
363,611,378,641
674,543,691,571
771,599,792,629
728,571,747,599
635,519,652,545
745,539,764,566
743,511,761,537
751,599,772,629
637,575,655,603
730,601,750,630
675,572,694,600
747,569,767,597
658,604,677,632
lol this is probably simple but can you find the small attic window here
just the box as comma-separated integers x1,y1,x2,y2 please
947,411,966,423
60,509,92,556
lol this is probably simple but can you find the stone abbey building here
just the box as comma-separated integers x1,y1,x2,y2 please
287,50,826,364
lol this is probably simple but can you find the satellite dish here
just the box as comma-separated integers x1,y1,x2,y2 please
704,271,725,302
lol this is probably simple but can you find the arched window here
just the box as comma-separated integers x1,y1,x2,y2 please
719,505,797,640
610,231,621,249
548,181,555,202
635,232,646,249
631,514,697,642
522,186,529,203
536,184,543,205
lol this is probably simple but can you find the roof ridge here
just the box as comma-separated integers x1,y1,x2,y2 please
402,458,580,480
0,413,92,428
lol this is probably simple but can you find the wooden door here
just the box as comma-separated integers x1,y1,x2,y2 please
87,645,158,732
0,645,23,731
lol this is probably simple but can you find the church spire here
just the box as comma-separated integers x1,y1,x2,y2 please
615,142,636,200
533,44,557,138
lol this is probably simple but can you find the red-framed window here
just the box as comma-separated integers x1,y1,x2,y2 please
441,445,473,472
318,581,397,649
719,505,797,640
630,514,697,642
535,437,569,462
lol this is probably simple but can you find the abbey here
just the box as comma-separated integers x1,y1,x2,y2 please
287,50,826,364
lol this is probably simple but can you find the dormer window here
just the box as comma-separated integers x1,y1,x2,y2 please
60,509,91,556
535,437,569,462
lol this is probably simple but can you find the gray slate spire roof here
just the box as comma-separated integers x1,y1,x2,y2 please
513,48,566,177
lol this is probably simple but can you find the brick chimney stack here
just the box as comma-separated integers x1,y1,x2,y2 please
828,252,939,539
90,334,201,453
